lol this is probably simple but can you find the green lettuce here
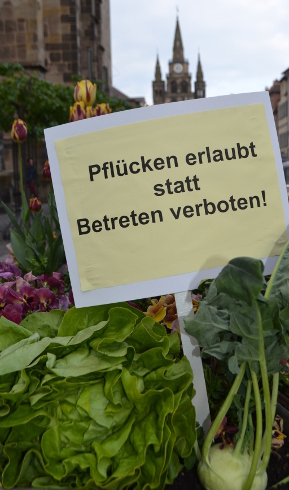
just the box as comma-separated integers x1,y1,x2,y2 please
0,303,196,489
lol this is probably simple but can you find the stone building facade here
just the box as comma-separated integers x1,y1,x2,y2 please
268,68,289,162
278,69,289,162
152,18,205,105
0,0,112,88
0,0,114,209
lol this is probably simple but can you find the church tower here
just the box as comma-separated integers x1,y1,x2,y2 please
152,55,165,104
152,18,206,105
195,54,206,98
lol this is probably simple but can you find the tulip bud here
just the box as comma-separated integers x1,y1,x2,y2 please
43,160,51,181
69,101,86,122
29,197,42,213
93,103,112,117
74,80,97,107
11,119,27,143
86,106,94,118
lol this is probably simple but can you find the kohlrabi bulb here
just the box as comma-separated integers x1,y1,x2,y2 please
198,444,267,490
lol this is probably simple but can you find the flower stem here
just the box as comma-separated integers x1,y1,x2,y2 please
18,143,25,233
17,143,30,237
50,182,53,232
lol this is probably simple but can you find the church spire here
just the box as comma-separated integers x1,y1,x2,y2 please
172,17,184,61
195,52,206,99
196,53,204,81
154,54,162,81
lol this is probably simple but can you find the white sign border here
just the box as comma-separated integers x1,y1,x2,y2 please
45,92,289,308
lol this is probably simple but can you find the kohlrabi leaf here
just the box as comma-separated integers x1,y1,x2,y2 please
265,241,289,307
213,257,265,305
184,255,288,375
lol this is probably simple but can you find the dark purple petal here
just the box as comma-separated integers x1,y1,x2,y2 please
47,276,65,296
20,284,39,312
0,285,7,304
126,301,143,312
36,288,57,312
68,289,74,306
1,304,23,324
0,272,14,280
5,288,23,308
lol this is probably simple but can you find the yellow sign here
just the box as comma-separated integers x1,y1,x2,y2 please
45,93,289,307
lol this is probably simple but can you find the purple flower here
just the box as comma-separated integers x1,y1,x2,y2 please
68,289,75,306
19,285,39,313
0,263,21,278
5,288,23,309
0,304,23,324
36,288,58,312
58,295,70,311
37,274,65,296
0,271,14,280
0,285,7,308
23,272,37,284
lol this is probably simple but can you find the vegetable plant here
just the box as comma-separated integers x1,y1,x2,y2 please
184,243,289,490
0,303,195,489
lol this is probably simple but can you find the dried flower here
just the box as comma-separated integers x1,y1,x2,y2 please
43,160,51,181
74,80,97,106
11,119,27,143
29,197,42,213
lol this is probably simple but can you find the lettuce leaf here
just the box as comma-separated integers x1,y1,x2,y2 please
0,304,195,489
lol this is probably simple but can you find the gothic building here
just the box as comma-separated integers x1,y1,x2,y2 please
152,18,205,105
0,0,112,89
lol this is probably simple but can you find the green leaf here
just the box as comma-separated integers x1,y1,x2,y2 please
214,257,265,305
20,310,65,339
0,316,32,351
10,229,36,271
0,305,195,489
265,241,289,308
1,201,25,238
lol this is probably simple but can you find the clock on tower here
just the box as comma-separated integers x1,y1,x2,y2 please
152,17,206,104
173,63,183,74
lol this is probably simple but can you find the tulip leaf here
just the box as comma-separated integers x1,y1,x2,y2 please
10,229,36,271
0,201,25,238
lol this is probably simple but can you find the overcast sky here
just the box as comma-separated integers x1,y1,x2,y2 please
110,0,289,105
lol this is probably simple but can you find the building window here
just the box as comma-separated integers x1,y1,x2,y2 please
171,81,177,93
279,131,288,148
197,89,203,97
181,81,188,93
278,102,288,120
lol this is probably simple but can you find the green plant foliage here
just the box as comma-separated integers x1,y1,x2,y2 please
3,190,65,276
184,244,289,490
0,64,136,141
0,304,196,489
